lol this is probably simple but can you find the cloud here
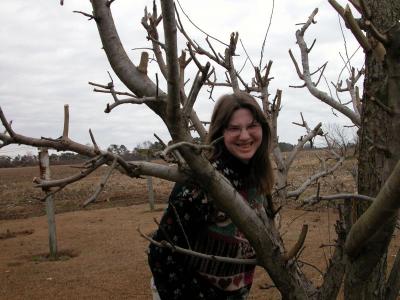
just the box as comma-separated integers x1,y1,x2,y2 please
0,0,363,157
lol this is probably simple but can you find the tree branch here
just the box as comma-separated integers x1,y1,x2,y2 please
91,0,166,119
138,225,257,265
302,193,374,206
282,224,308,262
33,155,109,189
293,9,361,126
286,122,323,169
161,0,184,142
345,160,400,257
287,156,345,199
141,4,168,79
83,157,118,207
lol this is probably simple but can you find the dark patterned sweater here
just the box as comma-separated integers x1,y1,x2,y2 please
148,153,266,300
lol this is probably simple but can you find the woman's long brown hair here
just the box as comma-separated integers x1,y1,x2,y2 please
207,93,274,196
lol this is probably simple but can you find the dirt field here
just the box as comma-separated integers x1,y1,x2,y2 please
1,153,398,299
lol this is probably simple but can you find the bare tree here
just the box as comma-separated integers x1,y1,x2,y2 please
1,1,400,299
290,1,400,298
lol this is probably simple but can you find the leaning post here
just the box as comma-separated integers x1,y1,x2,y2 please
38,148,58,259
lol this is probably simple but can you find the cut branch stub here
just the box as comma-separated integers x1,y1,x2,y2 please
138,52,149,74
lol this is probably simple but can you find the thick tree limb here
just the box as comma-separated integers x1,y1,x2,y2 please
91,0,166,119
328,0,386,61
345,160,400,257
160,1,315,297
0,107,190,183
161,0,184,141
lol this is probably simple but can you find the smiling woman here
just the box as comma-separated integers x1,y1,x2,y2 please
148,93,275,300
223,108,262,162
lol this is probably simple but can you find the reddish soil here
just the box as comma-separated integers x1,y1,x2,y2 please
1,159,398,299
1,203,352,300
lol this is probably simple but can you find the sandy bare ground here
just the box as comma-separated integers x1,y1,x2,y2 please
1,202,385,300
1,156,398,299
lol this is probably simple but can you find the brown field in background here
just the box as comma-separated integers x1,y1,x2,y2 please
1,150,397,299
0,150,357,220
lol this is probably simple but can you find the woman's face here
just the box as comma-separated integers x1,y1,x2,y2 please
223,108,263,162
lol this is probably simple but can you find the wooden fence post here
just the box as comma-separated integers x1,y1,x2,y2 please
38,148,58,259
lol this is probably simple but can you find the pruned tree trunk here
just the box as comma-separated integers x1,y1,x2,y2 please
39,148,58,260
344,1,400,298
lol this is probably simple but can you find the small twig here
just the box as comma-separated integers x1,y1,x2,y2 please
175,0,229,47
138,225,257,265
319,243,338,248
153,133,167,148
73,10,96,21
282,224,308,262
298,259,324,276
33,155,108,189
259,0,275,69
152,218,175,249
286,211,310,228
89,129,100,153
161,141,213,157
0,107,16,137
155,73,159,99
239,39,255,69
288,49,304,80
146,35,165,49
259,283,276,290
170,203,191,250
83,158,118,207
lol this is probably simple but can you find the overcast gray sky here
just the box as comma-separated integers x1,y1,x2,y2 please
0,0,361,157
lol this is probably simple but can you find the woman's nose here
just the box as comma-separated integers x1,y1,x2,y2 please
238,127,251,139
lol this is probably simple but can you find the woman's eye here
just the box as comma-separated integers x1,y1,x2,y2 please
248,123,260,130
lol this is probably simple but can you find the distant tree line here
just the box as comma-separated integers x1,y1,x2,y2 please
0,141,299,168
0,140,164,168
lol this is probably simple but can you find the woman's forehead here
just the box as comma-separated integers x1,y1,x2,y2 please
228,108,255,124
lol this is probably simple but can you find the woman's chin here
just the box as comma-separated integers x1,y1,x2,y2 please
232,151,255,162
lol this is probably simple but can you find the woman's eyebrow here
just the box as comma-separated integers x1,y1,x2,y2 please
228,120,257,126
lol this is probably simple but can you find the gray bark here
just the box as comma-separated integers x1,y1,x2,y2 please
344,1,400,299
